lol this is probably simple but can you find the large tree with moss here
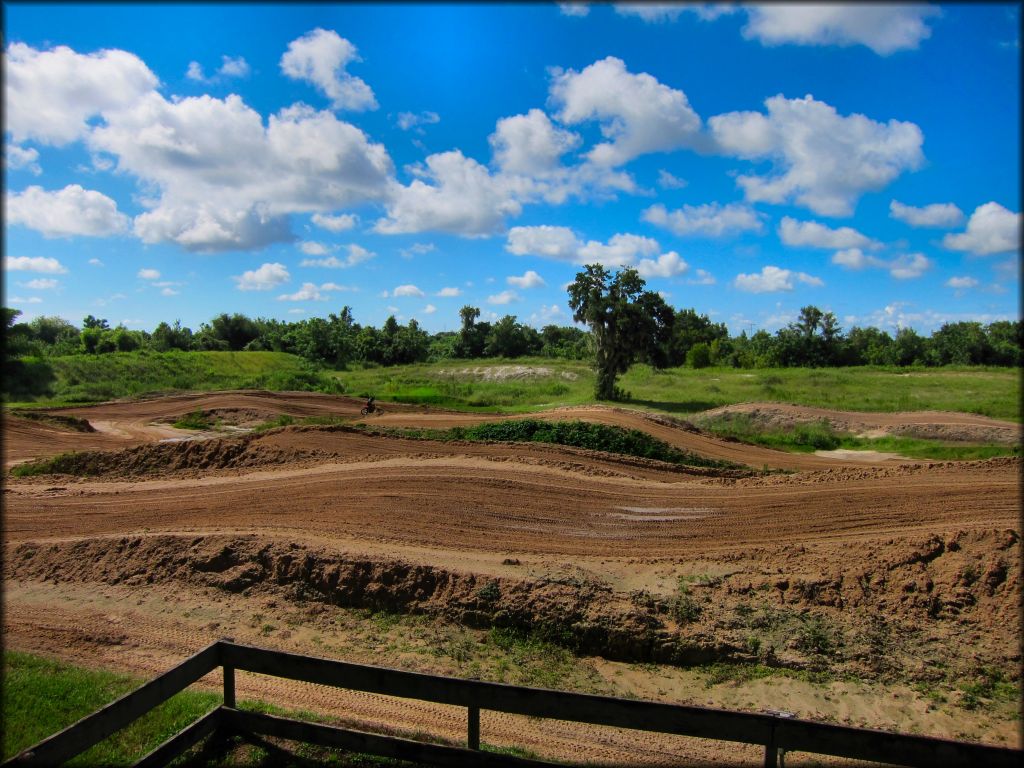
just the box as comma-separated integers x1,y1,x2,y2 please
567,264,673,400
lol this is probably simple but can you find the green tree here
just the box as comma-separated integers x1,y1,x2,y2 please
151,320,193,352
82,315,109,330
454,305,488,358
567,264,673,400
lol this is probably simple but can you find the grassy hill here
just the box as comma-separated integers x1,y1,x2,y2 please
5,350,342,406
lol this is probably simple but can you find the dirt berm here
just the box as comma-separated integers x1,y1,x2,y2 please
7,530,1018,683
13,425,752,480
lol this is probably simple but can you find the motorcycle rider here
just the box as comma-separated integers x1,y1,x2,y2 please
365,395,376,413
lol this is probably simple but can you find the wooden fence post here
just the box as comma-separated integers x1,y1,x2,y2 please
467,706,480,750
764,722,777,768
222,638,236,709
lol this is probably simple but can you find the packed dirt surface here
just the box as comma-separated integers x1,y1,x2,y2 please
3,391,1021,762
697,402,1021,445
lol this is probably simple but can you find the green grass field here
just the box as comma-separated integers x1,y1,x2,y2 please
335,359,1020,421
5,351,1019,422
5,350,342,407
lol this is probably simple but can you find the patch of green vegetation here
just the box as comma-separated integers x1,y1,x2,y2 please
697,412,1020,460
10,410,95,432
671,579,703,624
484,627,580,689
795,616,843,657
621,364,1019,421
173,409,214,430
355,419,739,470
9,451,97,478
334,358,593,412
2,651,218,764
251,414,297,432
959,667,1020,711
837,435,1019,461
702,662,837,688
7,350,344,406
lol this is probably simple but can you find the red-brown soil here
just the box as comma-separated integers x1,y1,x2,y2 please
3,391,1021,763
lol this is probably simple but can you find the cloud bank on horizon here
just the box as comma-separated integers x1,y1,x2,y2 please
3,2,1019,335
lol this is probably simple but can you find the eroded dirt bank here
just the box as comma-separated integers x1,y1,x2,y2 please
6,530,1019,681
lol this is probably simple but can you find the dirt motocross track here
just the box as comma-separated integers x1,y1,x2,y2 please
3,390,1021,765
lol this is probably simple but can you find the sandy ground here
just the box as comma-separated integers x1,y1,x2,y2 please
2,391,1021,764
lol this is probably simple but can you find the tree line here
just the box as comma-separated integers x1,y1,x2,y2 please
4,291,1021,378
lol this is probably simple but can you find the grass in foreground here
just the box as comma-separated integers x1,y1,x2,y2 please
1,650,536,768
1,651,219,765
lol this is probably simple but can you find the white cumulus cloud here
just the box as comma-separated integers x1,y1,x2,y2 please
422,304,437,314
89,94,394,252
832,248,932,279
300,244,375,268
942,202,1021,256
558,2,590,17
889,200,964,228
276,281,349,301
5,143,41,174
710,94,924,216
549,56,704,167
687,268,716,285
734,265,823,293
218,56,250,78
507,270,546,289
397,111,440,132
4,256,68,274
946,276,979,289
23,278,58,290
392,284,425,297
657,169,687,189
643,202,763,237
435,286,462,297
488,290,520,305
490,109,581,176
4,42,158,146
742,4,940,55
507,225,681,270
300,241,334,256
779,217,882,250
279,28,377,111
312,212,358,232
137,268,161,280
375,150,520,237
636,251,689,278
888,253,932,280
234,262,290,291
7,184,130,238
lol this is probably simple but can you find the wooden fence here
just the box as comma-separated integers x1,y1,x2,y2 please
3,639,1019,768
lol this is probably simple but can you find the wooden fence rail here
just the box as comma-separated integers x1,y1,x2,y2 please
3,639,1019,768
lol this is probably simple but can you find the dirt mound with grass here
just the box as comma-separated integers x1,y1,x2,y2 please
699,403,1021,445
10,423,760,481
5,530,1019,682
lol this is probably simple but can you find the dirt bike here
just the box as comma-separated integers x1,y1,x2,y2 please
360,404,383,416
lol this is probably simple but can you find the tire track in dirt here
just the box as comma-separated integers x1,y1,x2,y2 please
5,449,1018,557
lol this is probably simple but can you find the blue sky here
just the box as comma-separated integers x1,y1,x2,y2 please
3,2,1020,335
